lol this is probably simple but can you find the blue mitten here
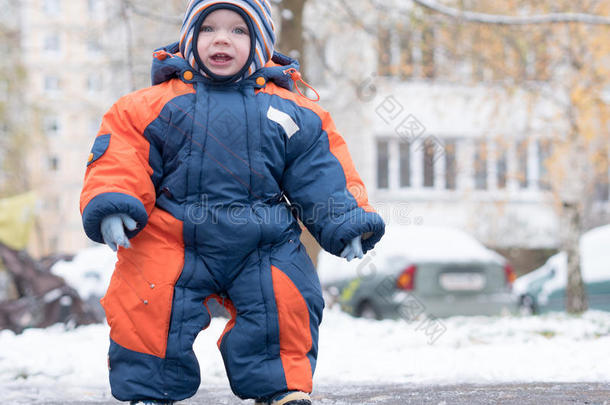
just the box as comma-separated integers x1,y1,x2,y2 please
100,213,138,252
340,235,364,262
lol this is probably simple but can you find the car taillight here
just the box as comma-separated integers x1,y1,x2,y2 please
396,265,416,290
504,263,516,285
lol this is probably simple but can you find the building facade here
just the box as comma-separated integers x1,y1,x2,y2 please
303,0,610,271
15,0,183,256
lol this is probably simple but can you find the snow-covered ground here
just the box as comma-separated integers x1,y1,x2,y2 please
1,308,609,402
1,245,608,402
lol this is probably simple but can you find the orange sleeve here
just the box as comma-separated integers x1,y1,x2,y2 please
80,80,195,243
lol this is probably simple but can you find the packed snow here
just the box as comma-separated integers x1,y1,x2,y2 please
1,309,609,403
1,242,609,402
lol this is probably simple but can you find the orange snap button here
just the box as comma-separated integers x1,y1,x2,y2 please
183,71,194,81
256,77,266,86
87,153,94,163
153,51,167,61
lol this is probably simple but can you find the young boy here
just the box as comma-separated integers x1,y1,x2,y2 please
80,1,385,404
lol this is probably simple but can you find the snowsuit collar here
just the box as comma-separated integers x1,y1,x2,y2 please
151,42,298,91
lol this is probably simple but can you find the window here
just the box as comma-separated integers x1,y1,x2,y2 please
374,137,467,191
88,0,101,15
496,148,507,189
377,140,389,189
43,116,61,137
517,140,529,189
43,0,60,16
87,38,102,54
48,156,59,171
44,75,60,94
399,141,410,187
423,138,435,188
377,19,435,80
474,141,487,190
87,73,102,93
537,139,552,190
43,33,60,53
445,140,456,190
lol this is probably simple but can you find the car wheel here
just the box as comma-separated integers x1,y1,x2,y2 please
357,301,381,320
519,294,537,315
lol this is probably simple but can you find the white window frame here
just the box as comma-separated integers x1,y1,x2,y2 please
43,32,61,53
43,115,61,137
43,75,60,95
86,73,102,93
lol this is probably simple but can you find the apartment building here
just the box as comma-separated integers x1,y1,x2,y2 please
0,1,25,196
14,0,183,256
303,0,610,270
16,0,112,255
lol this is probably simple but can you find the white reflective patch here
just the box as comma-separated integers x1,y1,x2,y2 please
267,106,299,138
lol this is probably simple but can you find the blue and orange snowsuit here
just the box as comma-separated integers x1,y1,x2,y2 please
80,43,385,401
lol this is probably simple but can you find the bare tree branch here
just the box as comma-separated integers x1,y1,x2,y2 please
337,0,377,36
410,0,610,25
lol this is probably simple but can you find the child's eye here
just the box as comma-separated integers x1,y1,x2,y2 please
200,25,214,33
233,27,248,35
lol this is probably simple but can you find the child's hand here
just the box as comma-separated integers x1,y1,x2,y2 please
340,236,364,262
100,214,138,252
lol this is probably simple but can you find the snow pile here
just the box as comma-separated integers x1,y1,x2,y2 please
317,308,610,385
1,309,609,402
50,246,117,300
318,225,505,284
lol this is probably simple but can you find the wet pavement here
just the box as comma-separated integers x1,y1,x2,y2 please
28,382,610,405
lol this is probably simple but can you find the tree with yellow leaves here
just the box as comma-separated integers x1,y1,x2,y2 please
387,0,610,313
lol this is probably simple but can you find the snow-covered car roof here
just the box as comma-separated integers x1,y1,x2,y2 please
317,225,505,284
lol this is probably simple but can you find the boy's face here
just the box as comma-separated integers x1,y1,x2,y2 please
197,9,251,77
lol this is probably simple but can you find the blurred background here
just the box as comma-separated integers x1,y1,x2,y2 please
0,0,610,399
0,0,610,403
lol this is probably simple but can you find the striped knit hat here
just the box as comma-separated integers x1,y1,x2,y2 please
179,0,276,81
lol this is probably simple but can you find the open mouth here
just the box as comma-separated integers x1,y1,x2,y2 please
210,53,233,63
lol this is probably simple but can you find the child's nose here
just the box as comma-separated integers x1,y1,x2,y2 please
213,31,231,45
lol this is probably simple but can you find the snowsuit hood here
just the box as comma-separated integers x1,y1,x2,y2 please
152,41,297,90
179,0,276,82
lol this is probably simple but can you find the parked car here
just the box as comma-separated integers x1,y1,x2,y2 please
318,225,518,320
513,224,610,314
